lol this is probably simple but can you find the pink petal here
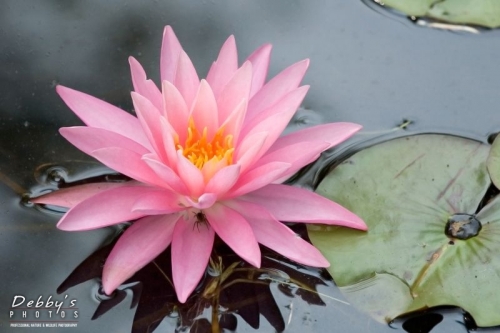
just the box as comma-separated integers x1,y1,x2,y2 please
226,199,329,267
216,61,252,124
160,25,182,83
200,156,228,182
159,117,179,169
246,59,309,121
56,85,151,149
246,43,272,98
269,122,362,153
206,35,238,98
225,161,290,199
129,56,163,111
190,80,218,138
102,214,180,294
241,184,367,230
142,154,188,194
131,92,166,161
241,86,309,163
172,215,214,302
205,164,241,196
90,147,168,188
32,182,139,208
132,189,184,214
219,99,246,143
205,203,261,267
162,80,189,142
174,50,199,109
57,185,161,231
184,193,217,210
176,151,205,197
234,131,268,172
60,127,150,157
256,141,330,183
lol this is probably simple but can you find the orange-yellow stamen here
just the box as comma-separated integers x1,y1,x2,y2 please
177,118,234,169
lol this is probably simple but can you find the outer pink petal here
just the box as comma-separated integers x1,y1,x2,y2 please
246,59,309,121
175,151,205,197
132,189,184,214
206,35,238,98
60,127,150,157
57,186,160,231
174,50,199,109
190,80,218,138
241,184,367,230
172,216,214,303
160,25,182,83
268,122,362,153
32,182,140,208
240,86,309,163
102,214,180,294
246,43,272,98
205,203,261,267
142,154,188,194
56,85,151,149
131,92,166,161
90,147,168,188
226,199,329,267
216,61,252,124
129,56,163,111
226,162,290,198
255,141,330,182
162,80,189,142
205,164,241,196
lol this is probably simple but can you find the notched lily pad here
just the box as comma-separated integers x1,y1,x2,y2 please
308,134,500,326
339,273,413,322
380,0,500,28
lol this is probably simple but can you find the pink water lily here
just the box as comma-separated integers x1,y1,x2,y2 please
33,26,366,303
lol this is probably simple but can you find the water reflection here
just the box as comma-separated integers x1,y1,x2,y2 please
56,227,335,333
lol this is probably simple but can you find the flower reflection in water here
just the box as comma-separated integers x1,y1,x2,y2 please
57,225,339,333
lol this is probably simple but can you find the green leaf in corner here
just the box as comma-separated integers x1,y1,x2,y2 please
381,0,500,28
429,0,500,28
382,0,436,17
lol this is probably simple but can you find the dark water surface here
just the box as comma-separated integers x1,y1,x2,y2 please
2,0,500,332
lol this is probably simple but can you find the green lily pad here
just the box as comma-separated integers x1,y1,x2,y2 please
382,0,500,28
382,0,436,17
487,134,500,189
307,134,500,326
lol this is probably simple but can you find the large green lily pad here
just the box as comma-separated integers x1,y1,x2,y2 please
487,134,500,189
308,134,500,326
382,0,500,28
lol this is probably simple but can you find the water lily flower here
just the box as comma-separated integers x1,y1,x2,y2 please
33,26,366,303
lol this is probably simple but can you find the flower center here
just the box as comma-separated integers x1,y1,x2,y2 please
178,118,234,169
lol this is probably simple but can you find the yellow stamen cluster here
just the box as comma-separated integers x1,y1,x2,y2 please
178,118,234,169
